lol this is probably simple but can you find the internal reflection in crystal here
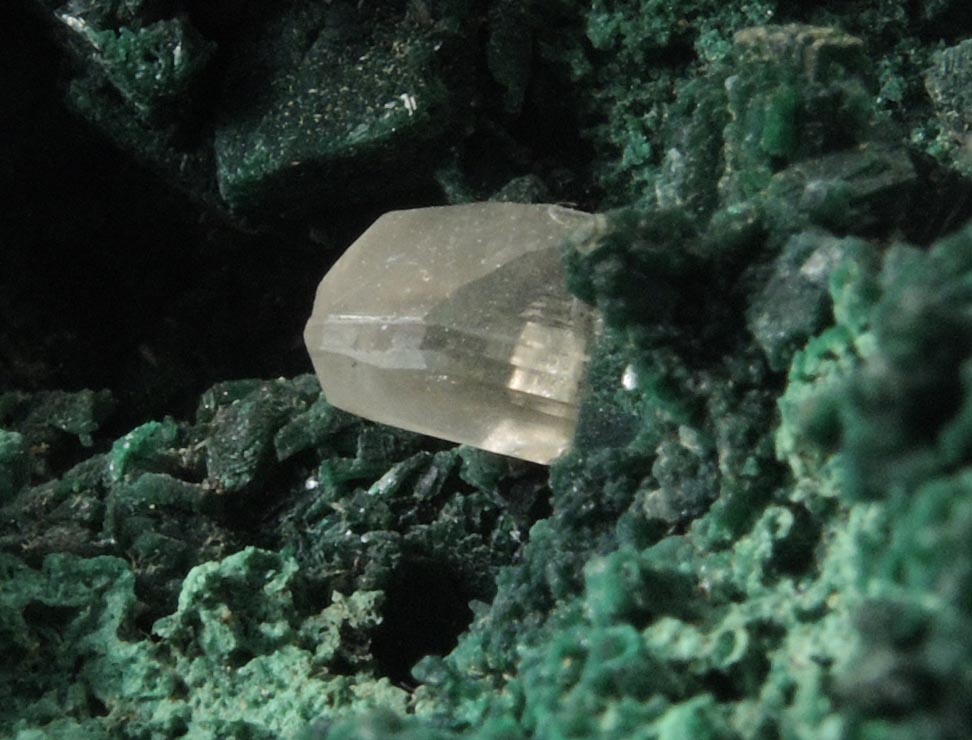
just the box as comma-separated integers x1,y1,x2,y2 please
304,203,599,464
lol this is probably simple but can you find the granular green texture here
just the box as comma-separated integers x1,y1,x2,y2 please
59,13,214,117
0,431,30,504
212,0,461,216
4,0,972,738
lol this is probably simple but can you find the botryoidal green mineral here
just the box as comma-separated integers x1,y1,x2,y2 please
5,1,972,739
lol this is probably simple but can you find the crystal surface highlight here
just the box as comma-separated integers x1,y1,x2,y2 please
303,203,599,464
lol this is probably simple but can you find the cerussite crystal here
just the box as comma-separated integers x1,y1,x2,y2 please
303,203,599,464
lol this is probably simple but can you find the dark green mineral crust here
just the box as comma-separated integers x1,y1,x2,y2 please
3,0,972,738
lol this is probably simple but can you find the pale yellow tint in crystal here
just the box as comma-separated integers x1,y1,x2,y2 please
303,203,598,464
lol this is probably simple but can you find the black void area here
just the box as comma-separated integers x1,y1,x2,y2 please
371,556,476,687
0,1,386,427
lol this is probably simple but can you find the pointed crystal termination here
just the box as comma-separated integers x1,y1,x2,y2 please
303,203,600,464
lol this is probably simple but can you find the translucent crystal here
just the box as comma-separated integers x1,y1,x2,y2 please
303,203,599,464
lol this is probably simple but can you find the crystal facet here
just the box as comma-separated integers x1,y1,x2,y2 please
303,203,599,464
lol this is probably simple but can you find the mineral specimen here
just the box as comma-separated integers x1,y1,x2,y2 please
8,0,972,736
304,203,599,464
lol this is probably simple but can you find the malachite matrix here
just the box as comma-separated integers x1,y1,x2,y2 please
304,203,599,463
